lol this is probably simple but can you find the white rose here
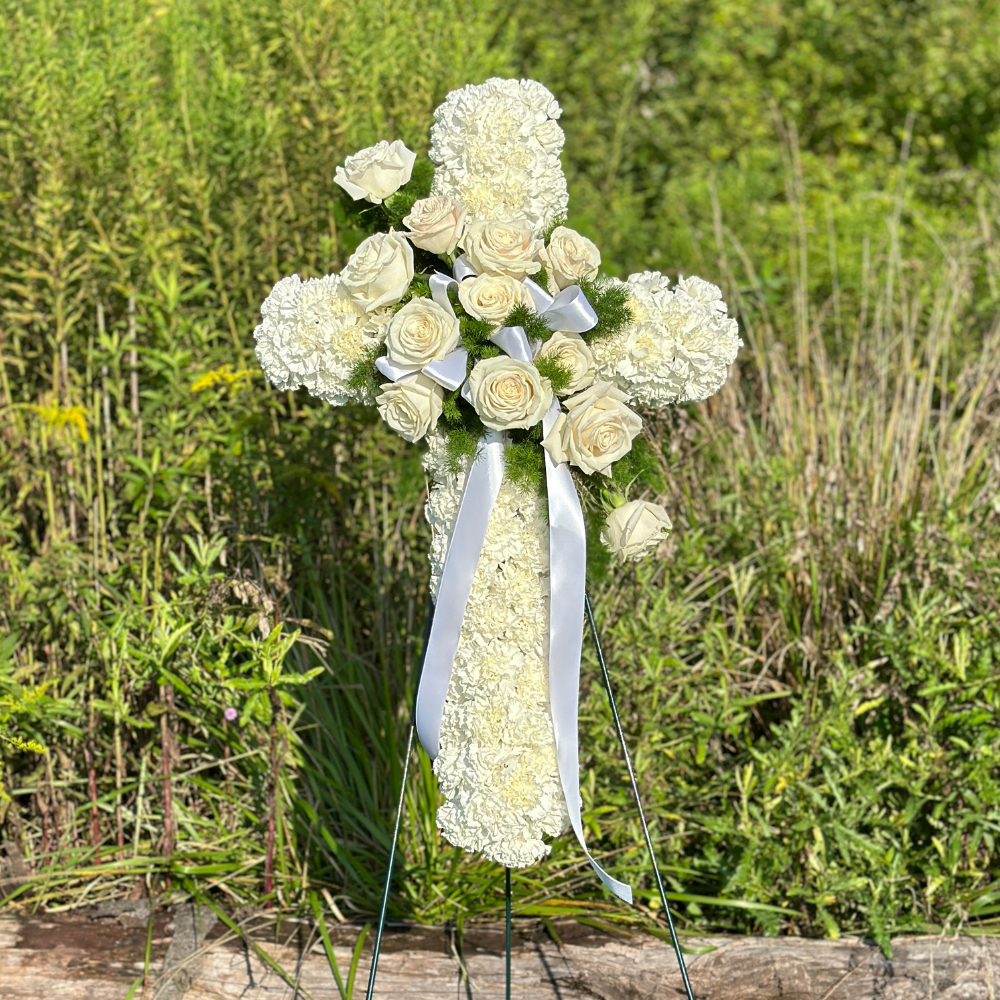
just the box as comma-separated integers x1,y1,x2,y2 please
468,356,552,431
540,226,601,292
534,331,595,395
376,373,443,443
334,140,417,204
402,196,467,255
462,220,543,278
385,298,461,369
341,231,414,311
541,381,642,476
601,500,672,562
458,274,534,325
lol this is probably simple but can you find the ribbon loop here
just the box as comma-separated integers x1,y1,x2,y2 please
376,347,468,392
375,355,416,383
429,272,459,315
523,277,598,334
422,349,468,391
544,285,599,334
489,325,535,363
522,276,553,313
375,273,467,391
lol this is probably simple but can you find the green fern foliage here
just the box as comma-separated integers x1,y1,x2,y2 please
578,276,632,343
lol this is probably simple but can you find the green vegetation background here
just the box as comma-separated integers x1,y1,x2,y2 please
2,0,1000,949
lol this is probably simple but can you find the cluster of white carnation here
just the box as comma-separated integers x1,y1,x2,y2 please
591,272,743,408
429,78,569,237
423,434,569,867
252,273,389,406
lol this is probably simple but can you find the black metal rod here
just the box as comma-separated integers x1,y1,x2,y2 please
584,592,696,1000
505,867,512,1000
364,721,415,1000
364,603,434,1000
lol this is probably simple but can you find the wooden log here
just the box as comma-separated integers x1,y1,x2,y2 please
1,910,999,999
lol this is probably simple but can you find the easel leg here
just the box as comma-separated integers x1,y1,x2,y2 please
505,867,512,1000
365,605,435,999
364,721,415,1000
584,593,696,1000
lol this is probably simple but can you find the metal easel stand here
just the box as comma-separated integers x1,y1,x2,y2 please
363,598,694,1000
585,592,696,1000
364,721,415,1000
365,603,434,1000
362,722,515,1000
505,866,512,1000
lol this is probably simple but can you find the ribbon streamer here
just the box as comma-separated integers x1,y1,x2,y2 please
541,396,632,903
415,431,505,759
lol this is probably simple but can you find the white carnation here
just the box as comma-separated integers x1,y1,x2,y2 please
676,274,729,314
591,271,742,407
423,434,569,867
253,273,388,406
429,78,569,236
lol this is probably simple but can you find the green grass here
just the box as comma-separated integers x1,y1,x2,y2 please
1,0,1000,950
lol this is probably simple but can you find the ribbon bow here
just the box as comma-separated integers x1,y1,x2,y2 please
415,264,632,904
374,273,469,391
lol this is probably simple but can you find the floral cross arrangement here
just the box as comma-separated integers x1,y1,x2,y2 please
254,78,741,901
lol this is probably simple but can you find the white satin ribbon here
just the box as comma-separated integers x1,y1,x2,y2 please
415,431,505,759
541,396,631,903
429,271,459,310
522,277,599,334
375,273,468,391
375,351,468,391
453,254,477,282
489,325,536,363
